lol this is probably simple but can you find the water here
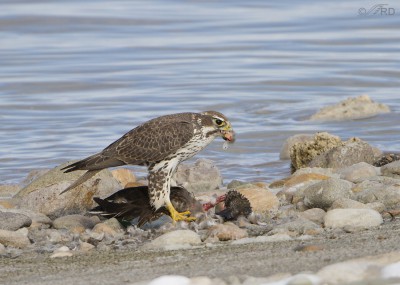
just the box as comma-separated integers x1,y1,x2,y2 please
1,1,400,185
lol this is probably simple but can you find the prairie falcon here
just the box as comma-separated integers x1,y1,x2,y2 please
61,111,235,222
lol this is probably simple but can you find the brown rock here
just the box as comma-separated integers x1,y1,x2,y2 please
207,223,248,241
236,185,279,214
111,168,136,188
290,132,342,171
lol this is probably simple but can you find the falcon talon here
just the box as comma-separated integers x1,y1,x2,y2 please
61,111,234,224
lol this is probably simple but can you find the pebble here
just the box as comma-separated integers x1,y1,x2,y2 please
53,214,99,231
142,230,202,251
79,241,95,252
0,229,31,248
303,178,353,210
0,211,32,231
50,246,73,258
231,234,293,245
92,222,123,238
324,208,383,229
206,222,248,241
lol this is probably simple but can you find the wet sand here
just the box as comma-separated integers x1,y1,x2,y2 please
1,218,400,285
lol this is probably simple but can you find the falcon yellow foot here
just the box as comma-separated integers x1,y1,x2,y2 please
166,202,196,222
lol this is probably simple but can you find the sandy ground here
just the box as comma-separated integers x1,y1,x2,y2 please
1,218,400,285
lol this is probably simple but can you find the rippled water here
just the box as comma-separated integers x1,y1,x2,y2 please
1,1,400,184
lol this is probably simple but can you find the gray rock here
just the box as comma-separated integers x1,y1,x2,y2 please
354,183,400,209
0,229,31,248
0,211,32,231
14,162,122,219
336,162,379,182
309,95,390,121
142,230,202,250
381,160,400,179
310,137,382,169
0,208,52,227
173,159,223,193
303,178,353,210
53,214,99,231
280,134,314,160
324,208,383,229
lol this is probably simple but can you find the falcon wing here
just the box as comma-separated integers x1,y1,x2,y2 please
102,119,195,164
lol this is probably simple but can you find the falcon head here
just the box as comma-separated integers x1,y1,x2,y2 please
201,111,235,143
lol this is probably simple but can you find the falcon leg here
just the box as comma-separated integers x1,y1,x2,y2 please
166,201,196,222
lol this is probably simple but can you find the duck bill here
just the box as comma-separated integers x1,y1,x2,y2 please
222,129,235,143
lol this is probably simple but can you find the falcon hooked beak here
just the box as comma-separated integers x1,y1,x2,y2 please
221,125,235,143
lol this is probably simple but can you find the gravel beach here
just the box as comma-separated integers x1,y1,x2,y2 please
1,217,400,285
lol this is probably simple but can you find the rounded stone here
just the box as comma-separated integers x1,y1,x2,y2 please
324,208,383,229
53,214,98,231
0,211,32,231
303,178,353,210
0,229,31,248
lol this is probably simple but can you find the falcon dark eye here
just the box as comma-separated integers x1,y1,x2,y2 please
215,119,224,126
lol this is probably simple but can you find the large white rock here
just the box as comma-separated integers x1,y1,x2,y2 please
324,208,383,229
